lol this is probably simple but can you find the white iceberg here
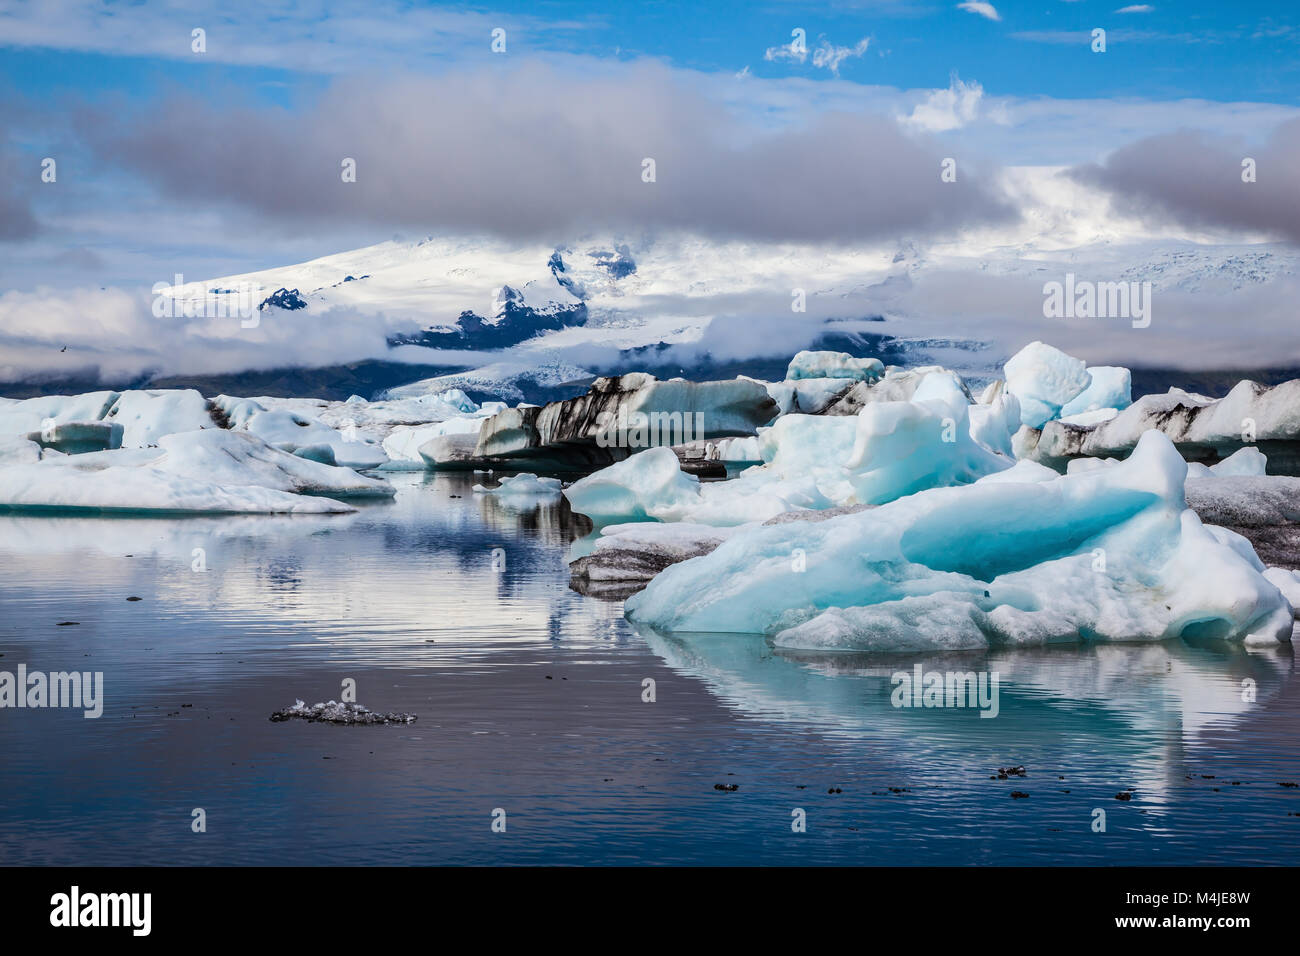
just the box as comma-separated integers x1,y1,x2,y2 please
1004,341,1092,428
0,388,216,448
1017,379,1300,472
565,370,1011,526
0,430,392,515
1059,365,1132,418
625,431,1293,651
563,447,702,524
785,350,884,382
845,371,1008,504
1184,446,1268,479
472,472,563,498
105,389,214,446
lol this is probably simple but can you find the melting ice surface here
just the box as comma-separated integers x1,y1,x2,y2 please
0,473,1297,865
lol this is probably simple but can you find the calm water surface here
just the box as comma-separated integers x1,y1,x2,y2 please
0,472,1297,865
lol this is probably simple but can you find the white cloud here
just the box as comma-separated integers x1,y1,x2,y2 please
765,34,870,75
811,38,871,76
957,2,1001,22
764,40,807,65
1116,5,1155,12
903,75,989,132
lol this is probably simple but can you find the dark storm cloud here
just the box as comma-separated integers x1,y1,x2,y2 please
77,61,1015,242
1072,120,1300,243
0,189,37,241
0,112,38,241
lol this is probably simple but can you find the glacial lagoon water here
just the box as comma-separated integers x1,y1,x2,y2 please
0,472,1297,865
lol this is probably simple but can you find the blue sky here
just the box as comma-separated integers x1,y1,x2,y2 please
5,1,1299,106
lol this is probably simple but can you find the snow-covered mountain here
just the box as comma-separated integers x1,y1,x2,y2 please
136,167,1300,404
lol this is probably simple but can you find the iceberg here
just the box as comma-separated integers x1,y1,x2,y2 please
1017,378,1300,474
569,522,742,599
1059,365,1132,418
563,446,702,524
472,473,563,498
1003,341,1092,429
625,432,1293,650
0,430,392,515
565,370,1011,526
0,388,216,448
105,389,214,446
785,350,884,382
469,373,777,471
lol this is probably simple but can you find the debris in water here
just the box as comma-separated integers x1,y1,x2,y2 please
269,699,417,725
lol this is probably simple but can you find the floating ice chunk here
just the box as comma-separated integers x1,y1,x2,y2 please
473,473,563,498
0,430,390,514
1004,341,1092,428
785,350,884,382
383,416,486,465
757,414,858,474
564,447,701,524
1060,366,1132,418
626,431,1292,650
0,464,355,515
269,699,416,725
569,522,743,598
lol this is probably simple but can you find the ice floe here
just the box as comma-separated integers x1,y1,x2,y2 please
0,430,392,514
472,472,563,498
